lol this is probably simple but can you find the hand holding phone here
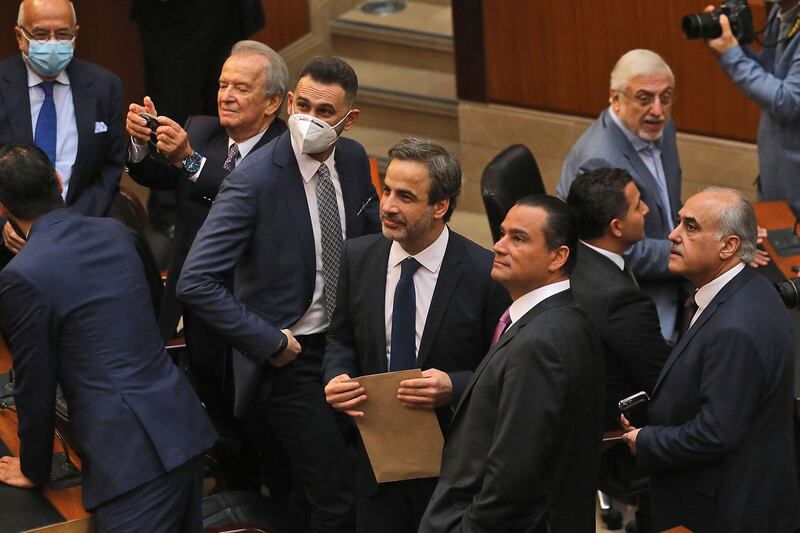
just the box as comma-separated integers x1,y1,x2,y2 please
138,112,160,144
618,391,649,428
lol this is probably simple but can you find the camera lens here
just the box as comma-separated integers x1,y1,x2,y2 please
682,13,723,40
775,278,800,309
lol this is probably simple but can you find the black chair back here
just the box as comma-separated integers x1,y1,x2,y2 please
480,144,546,242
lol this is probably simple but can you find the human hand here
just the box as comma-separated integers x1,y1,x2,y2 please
268,329,302,368
325,374,367,417
750,226,770,267
704,10,738,57
152,115,193,168
126,96,158,145
0,456,34,488
397,368,453,409
620,414,641,454
2,222,25,254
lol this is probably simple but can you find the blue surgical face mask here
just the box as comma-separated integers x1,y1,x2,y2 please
22,34,74,78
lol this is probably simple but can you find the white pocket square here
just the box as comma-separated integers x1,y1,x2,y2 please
94,121,107,133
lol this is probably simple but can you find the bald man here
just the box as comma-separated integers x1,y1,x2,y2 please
0,0,124,267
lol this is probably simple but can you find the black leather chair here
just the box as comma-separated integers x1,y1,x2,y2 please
480,144,546,242
202,491,287,533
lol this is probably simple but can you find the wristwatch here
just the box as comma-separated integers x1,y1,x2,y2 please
181,151,202,175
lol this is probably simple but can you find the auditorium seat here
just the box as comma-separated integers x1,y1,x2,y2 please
202,490,287,533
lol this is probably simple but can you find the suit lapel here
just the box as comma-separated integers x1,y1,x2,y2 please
334,147,362,239
604,110,671,228
652,268,752,394
417,231,463,368
366,238,391,372
274,132,316,281
0,56,34,143
452,290,573,417
67,63,95,205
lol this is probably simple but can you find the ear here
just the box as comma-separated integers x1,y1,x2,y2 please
264,93,282,118
719,234,741,260
342,108,359,132
431,198,450,221
286,91,295,115
55,171,64,194
14,26,25,53
610,90,621,113
548,245,570,273
609,218,624,239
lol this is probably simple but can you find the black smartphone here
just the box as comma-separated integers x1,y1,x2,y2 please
618,391,650,428
138,112,160,144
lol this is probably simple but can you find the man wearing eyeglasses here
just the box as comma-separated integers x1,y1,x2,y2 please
0,0,124,266
557,49,684,341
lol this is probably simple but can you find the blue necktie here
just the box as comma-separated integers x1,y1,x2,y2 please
389,257,422,372
35,81,57,165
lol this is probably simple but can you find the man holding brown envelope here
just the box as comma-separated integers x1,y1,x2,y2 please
323,138,509,533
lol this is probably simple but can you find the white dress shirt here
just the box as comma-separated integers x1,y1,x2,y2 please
581,240,625,270
27,64,77,200
384,226,449,368
689,262,745,328
508,279,571,326
290,137,347,335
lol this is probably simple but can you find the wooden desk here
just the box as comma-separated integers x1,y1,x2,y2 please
0,334,88,523
753,200,800,280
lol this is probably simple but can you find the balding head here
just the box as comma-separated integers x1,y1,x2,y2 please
18,0,76,28
15,0,78,80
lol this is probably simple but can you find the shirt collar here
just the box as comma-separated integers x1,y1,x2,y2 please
26,62,70,88
228,124,270,160
290,130,337,183
580,240,625,270
508,279,571,324
694,262,745,311
388,226,449,274
608,106,660,153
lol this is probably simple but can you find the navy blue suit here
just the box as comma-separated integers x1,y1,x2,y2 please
0,210,216,522
0,55,124,219
178,130,380,531
636,267,800,533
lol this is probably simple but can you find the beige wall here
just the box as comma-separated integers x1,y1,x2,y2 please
457,101,759,214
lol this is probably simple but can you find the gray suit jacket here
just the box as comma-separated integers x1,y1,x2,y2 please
557,108,683,338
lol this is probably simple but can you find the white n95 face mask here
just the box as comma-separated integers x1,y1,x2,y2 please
288,108,351,155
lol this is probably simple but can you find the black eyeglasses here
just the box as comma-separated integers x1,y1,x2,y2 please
19,26,75,42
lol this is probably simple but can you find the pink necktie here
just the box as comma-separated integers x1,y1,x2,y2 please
490,309,512,348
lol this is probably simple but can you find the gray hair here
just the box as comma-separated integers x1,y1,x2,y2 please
18,1,77,27
610,49,674,92
388,137,462,223
704,186,758,264
230,40,288,100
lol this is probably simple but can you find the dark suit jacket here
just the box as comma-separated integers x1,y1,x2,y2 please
636,267,800,533
177,131,380,414
0,210,216,510
322,230,510,492
127,116,285,339
570,242,670,429
557,108,684,337
0,55,124,218
419,289,603,533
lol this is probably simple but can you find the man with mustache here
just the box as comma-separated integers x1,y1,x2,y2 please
557,49,684,341
621,188,800,533
323,138,509,532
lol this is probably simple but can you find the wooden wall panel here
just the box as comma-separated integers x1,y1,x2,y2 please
252,0,311,51
482,0,768,142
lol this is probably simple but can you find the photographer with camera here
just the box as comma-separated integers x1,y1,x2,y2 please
699,0,800,216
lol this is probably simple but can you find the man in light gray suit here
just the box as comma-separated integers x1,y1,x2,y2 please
557,49,682,340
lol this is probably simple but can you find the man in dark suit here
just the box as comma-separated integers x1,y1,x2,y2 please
0,0,124,264
178,56,380,532
322,138,509,532
622,188,800,533
126,39,287,491
0,143,216,531
567,168,670,429
419,196,603,533
557,49,684,340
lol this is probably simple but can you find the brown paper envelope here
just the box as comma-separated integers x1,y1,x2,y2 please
352,369,444,483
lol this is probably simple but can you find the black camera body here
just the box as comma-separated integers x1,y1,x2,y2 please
775,277,800,309
682,0,754,45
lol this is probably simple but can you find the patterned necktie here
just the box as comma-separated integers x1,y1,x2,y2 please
35,81,57,164
490,308,512,348
678,292,699,339
223,143,240,172
390,257,423,371
316,163,343,320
